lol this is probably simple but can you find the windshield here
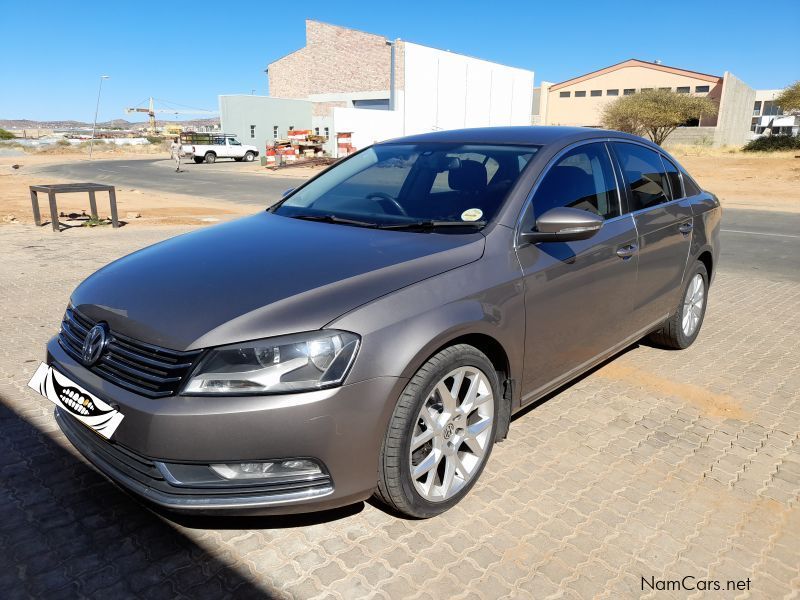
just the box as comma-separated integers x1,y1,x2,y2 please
273,143,539,228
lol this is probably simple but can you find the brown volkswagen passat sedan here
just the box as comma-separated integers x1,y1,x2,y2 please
30,127,720,518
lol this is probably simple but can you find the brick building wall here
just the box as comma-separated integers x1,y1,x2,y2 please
269,20,402,100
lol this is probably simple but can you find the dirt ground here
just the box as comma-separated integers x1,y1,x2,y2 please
0,153,257,227
1,147,798,229
667,147,800,213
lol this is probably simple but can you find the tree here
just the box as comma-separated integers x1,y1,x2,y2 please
775,81,800,113
0,128,15,140
601,89,718,146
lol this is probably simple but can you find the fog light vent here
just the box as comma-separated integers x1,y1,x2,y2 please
210,459,321,480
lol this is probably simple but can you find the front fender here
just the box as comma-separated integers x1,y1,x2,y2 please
328,227,525,406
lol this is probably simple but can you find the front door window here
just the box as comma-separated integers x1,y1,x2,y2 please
524,143,620,233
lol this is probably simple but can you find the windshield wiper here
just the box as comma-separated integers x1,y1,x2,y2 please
379,220,487,231
290,214,379,228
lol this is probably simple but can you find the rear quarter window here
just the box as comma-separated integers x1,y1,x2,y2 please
682,172,703,196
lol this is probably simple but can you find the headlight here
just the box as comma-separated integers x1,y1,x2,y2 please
183,330,360,395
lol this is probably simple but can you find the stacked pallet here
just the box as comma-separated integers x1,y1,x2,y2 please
265,130,328,166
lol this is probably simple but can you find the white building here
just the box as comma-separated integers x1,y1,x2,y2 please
222,21,534,156
751,89,798,137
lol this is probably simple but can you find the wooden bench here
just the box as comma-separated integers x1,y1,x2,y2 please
29,183,119,232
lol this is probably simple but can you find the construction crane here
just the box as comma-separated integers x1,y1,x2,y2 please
124,97,216,133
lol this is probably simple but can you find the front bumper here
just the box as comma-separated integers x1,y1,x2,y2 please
47,338,405,515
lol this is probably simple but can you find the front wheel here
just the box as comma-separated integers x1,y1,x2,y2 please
375,344,499,518
648,261,708,349
243,151,255,162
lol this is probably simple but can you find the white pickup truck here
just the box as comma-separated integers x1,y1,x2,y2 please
180,133,260,164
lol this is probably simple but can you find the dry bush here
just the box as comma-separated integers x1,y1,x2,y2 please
602,90,718,146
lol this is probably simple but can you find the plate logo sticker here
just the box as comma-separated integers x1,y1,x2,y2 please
461,208,483,222
28,363,124,439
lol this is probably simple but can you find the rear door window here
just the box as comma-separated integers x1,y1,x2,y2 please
660,155,683,200
612,143,671,211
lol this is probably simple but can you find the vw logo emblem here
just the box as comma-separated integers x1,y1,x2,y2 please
81,323,109,366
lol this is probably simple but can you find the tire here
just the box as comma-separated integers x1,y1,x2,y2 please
204,152,216,164
375,344,500,518
243,151,255,162
193,157,203,164
648,261,709,349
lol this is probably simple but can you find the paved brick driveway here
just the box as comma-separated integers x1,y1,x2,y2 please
1,225,797,599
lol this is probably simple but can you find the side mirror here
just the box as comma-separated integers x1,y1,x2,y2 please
282,188,295,197
520,206,604,244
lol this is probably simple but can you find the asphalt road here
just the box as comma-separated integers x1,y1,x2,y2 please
34,157,800,282
33,157,298,206
719,208,800,282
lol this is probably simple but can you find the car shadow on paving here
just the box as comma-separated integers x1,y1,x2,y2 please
0,394,277,599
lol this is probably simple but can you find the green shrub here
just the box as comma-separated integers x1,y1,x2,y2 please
742,135,800,152
55,138,71,147
146,135,165,144
0,128,15,140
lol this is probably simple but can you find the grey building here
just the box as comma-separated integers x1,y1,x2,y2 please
218,95,312,154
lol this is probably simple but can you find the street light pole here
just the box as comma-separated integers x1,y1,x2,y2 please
89,75,110,159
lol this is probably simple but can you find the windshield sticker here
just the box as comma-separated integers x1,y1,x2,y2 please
461,208,483,222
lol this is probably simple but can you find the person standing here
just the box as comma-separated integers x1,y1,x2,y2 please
170,137,182,172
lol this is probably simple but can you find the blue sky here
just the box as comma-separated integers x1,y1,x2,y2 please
3,0,797,122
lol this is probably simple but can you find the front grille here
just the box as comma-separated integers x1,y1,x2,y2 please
58,307,202,398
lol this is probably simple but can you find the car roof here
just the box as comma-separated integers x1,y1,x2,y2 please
378,126,654,149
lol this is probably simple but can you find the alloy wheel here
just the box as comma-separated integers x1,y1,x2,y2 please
682,273,705,337
409,366,494,502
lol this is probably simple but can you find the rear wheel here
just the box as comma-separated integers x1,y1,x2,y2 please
204,152,216,164
244,151,255,162
376,344,499,518
193,157,203,164
648,261,708,349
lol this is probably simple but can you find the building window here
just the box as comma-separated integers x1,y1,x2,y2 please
250,125,256,138
623,88,636,96
640,88,653,92
590,90,602,97
762,101,783,116
324,127,329,139
352,98,390,110
751,117,759,131
677,87,690,94
606,89,619,96
695,85,710,93
559,91,571,98
753,101,762,115
289,125,294,131
659,87,671,91
575,90,586,97
273,126,278,139
314,127,320,135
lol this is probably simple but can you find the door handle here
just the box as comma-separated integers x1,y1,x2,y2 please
678,221,693,235
616,244,638,259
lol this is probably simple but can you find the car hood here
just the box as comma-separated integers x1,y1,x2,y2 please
71,212,485,350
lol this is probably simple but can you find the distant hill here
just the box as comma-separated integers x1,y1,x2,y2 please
0,117,221,130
